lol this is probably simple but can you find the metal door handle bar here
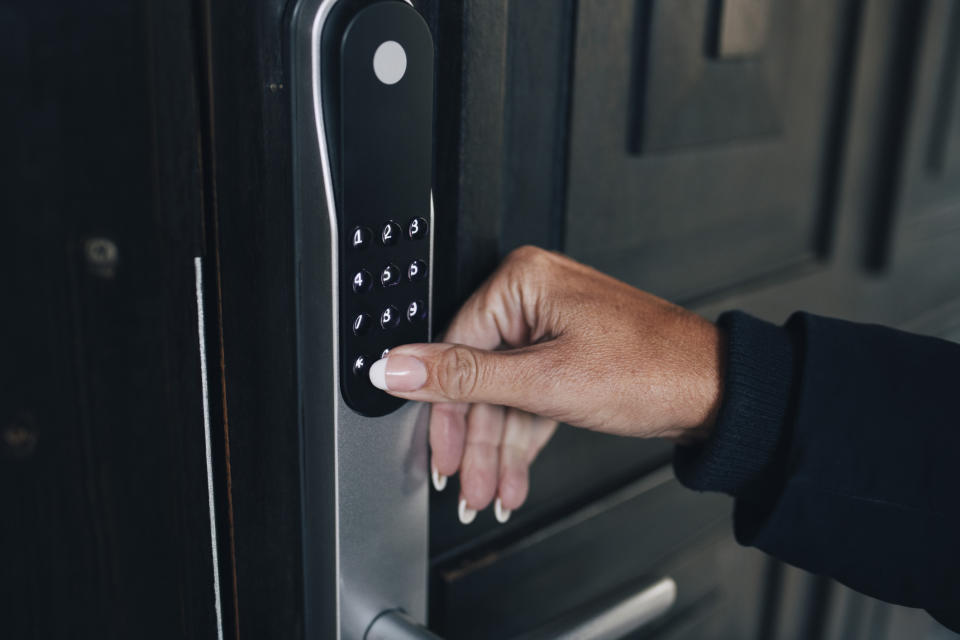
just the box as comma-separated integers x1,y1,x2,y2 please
532,576,678,640
365,577,676,640
365,609,442,640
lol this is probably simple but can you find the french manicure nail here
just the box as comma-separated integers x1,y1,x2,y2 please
458,498,476,525
432,467,447,492
494,497,511,524
368,355,428,392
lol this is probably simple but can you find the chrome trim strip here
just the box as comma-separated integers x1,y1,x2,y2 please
306,3,344,633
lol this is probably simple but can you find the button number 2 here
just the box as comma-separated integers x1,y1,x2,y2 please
380,222,400,246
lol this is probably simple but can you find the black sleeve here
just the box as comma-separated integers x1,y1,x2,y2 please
674,311,960,631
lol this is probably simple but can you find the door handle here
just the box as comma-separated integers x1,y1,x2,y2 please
366,610,443,640
365,578,677,640
523,577,678,640
554,577,677,639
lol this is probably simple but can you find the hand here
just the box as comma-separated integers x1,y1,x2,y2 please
369,246,724,523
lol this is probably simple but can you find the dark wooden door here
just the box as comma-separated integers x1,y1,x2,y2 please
2,1,226,637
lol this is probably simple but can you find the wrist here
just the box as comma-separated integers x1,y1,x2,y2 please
672,316,725,444
673,311,797,498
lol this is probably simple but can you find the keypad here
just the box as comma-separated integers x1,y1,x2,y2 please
343,213,430,413
334,0,434,418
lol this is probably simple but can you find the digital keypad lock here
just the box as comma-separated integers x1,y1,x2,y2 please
327,0,434,416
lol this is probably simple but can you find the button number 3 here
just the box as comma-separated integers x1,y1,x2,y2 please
408,217,427,239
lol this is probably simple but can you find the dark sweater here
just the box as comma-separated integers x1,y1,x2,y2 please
674,311,960,631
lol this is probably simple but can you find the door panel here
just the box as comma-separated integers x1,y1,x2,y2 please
2,2,221,637
879,0,960,314
431,427,671,556
427,0,676,569
897,0,960,222
564,0,858,302
432,468,740,639
426,2,852,638
625,535,768,640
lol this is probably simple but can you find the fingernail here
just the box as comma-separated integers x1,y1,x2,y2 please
494,497,511,524
432,467,447,492
458,498,476,525
369,355,428,392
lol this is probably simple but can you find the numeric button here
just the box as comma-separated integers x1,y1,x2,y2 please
352,270,372,293
380,306,400,329
351,226,371,250
380,264,401,287
408,217,428,240
380,221,401,246
407,259,426,282
352,313,371,336
406,300,426,323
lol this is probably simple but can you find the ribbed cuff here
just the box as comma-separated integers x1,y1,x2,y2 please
674,311,797,499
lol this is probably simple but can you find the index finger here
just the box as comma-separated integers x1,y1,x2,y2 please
443,265,533,349
427,266,523,485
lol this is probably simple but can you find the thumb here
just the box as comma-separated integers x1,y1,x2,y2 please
368,342,546,408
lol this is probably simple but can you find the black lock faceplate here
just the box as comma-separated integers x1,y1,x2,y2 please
324,0,434,416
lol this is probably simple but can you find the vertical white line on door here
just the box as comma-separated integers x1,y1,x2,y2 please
195,256,224,640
